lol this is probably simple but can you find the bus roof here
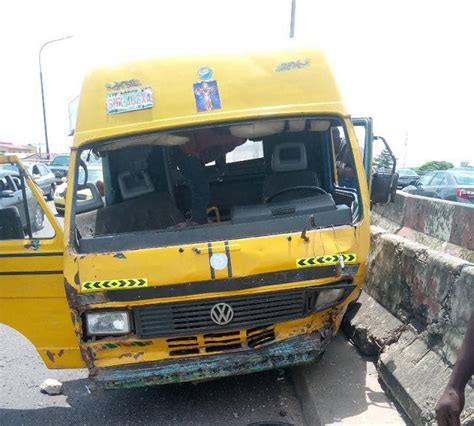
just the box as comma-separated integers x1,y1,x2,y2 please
73,47,347,148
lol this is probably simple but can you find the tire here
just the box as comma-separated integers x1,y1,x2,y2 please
31,203,44,232
47,184,55,201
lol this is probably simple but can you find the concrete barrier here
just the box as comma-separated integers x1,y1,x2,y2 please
343,226,474,424
373,192,474,261
292,196,474,424
366,226,473,365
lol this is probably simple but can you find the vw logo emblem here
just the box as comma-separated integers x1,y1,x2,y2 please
210,303,234,325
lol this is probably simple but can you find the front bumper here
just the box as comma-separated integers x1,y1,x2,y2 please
90,327,332,389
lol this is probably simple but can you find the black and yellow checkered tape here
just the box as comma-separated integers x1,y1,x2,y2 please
81,278,147,291
296,253,357,268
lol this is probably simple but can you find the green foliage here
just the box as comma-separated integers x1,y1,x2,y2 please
417,160,454,174
373,148,394,171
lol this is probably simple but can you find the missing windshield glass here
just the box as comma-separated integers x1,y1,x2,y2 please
73,117,361,252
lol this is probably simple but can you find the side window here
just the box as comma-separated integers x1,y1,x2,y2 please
32,165,41,176
0,173,55,240
430,173,445,186
331,126,358,190
39,164,47,175
353,125,366,159
1,176,16,192
418,173,434,186
9,176,21,191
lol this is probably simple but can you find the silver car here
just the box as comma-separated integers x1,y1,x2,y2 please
0,171,44,233
0,162,56,200
403,168,474,203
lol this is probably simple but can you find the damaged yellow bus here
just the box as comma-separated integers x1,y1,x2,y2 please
0,47,397,389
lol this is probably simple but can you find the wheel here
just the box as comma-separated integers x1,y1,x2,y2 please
31,203,44,232
46,184,55,201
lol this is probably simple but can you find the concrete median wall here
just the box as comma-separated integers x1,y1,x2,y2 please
343,225,474,424
372,191,474,261
366,226,473,365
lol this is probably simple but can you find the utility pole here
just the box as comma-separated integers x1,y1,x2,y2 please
39,35,73,159
289,0,296,38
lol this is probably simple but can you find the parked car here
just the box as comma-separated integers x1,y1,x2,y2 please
0,162,56,200
0,171,44,232
402,168,474,203
396,168,419,188
49,154,70,184
54,165,103,215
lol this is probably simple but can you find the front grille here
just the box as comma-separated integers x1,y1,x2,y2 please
166,325,276,357
134,287,311,338
133,283,354,339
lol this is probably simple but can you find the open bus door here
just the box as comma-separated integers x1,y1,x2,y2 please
0,156,84,368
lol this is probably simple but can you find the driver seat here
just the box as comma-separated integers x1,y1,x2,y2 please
262,142,320,203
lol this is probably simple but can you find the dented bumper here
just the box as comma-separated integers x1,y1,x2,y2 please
90,328,331,389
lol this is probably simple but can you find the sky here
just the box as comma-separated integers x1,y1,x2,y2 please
0,0,473,167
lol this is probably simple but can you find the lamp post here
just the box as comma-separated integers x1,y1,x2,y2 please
39,35,73,159
289,0,296,38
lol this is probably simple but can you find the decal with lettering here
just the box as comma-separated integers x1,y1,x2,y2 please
105,79,142,91
275,58,311,72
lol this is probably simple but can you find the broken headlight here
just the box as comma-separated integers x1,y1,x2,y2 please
85,311,130,336
314,288,346,311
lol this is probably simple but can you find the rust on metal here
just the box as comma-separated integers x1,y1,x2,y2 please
46,350,55,363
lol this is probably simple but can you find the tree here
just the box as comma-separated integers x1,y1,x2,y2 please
373,148,395,171
417,160,454,175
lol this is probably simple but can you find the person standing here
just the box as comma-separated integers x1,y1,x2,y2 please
436,311,474,425
175,129,245,224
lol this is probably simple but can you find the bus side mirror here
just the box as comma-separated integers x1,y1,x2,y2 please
371,172,398,204
370,136,398,205
75,183,104,214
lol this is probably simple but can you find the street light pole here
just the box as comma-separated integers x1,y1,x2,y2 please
289,0,296,38
39,35,73,159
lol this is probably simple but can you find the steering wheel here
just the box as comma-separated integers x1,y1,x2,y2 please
265,186,328,203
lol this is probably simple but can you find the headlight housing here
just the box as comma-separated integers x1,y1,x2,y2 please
86,311,130,336
314,288,346,311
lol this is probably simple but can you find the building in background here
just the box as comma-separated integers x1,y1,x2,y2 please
0,141,37,158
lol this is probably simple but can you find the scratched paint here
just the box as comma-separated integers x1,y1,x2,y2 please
92,329,331,389
94,340,153,352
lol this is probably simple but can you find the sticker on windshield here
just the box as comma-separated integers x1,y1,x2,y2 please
106,87,153,115
193,80,221,112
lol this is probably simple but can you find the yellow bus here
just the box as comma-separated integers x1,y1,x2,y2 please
0,47,397,389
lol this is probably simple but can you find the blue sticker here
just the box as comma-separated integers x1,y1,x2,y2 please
197,66,213,81
193,80,221,112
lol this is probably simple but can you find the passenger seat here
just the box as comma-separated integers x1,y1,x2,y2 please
76,170,184,236
94,192,184,235
262,142,320,202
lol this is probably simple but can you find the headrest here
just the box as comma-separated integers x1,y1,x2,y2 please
118,170,154,200
271,142,307,172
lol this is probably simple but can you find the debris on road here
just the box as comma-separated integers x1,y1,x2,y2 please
39,378,63,395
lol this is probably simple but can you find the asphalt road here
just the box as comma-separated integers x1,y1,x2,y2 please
0,324,303,425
